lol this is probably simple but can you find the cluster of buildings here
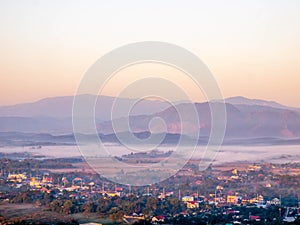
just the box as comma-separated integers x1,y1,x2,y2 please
7,172,53,189
5,171,125,199
180,193,281,209
3,168,283,209
2,162,300,224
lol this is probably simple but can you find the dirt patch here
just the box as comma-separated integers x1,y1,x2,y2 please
0,203,76,224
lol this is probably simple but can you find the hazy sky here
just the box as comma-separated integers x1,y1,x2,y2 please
0,0,300,106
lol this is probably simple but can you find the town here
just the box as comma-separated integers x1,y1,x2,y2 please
0,152,300,225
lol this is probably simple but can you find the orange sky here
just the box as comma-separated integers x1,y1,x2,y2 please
0,0,299,107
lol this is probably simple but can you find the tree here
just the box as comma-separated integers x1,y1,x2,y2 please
42,192,51,206
109,207,124,223
83,201,93,216
97,197,111,214
63,200,73,214
146,196,157,212
50,199,62,213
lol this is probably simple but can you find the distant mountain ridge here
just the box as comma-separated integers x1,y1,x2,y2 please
1,95,298,118
225,96,300,112
97,101,300,138
0,95,300,139
0,94,171,119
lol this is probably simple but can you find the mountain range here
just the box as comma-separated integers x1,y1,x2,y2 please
0,95,300,146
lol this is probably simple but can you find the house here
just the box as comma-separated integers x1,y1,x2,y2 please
195,180,202,185
248,165,261,171
227,195,238,204
40,187,50,193
151,215,164,223
182,196,194,202
265,183,272,188
187,201,199,209
7,173,27,183
159,191,174,199
30,177,41,188
267,198,280,205
249,215,260,221
42,174,53,185
246,194,264,204
106,191,121,197
232,169,238,175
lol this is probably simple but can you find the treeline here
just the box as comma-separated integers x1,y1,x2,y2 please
9,190,186,223
0,158,81,174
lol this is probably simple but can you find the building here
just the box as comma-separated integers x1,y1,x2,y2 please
182,196,194,202
7,173,27,183
227,195,238,204
187,201,199,209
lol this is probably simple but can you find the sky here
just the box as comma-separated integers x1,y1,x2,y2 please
0,0,300,107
